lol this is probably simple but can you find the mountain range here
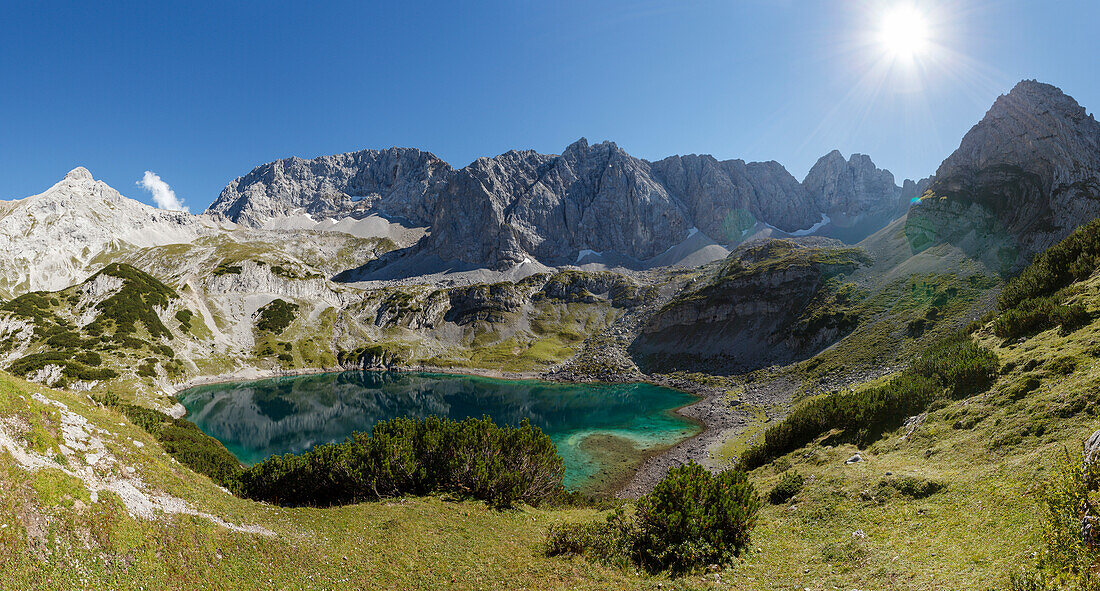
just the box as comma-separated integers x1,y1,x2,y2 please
3,78,1100,589
0,79,1096,391
208,137,923,271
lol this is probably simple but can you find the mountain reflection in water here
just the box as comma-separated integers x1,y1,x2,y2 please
178,371,699,490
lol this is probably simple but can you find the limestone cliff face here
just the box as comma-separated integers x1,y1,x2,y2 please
906,80,1100,271
804,151,901,217
208,148,453,227
211,140,914,269
630,239,870,373
649,154,818,243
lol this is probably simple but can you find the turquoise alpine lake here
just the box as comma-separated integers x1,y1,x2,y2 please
177,371,700,491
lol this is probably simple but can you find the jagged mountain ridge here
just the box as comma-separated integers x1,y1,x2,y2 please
906,80,1100,271
208,138,921,268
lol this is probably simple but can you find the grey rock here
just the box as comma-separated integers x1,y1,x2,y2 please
208,147,452,227
1085,429,1100,467
212,139,917,270
845,453,864,464
906,80,1100,271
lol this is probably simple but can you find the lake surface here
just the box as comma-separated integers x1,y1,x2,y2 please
177,371,700,491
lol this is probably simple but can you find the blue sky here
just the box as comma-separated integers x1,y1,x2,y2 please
1,0,1097,212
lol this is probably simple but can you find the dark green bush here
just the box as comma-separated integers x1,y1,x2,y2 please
546,464,760,574
768,471,805,504
993,298,1089,341
8,351,119,382
910,333,999,398
233,416,564,509
878,475,944,499
175,309,193,331
1047,356,1078,375
632,463,760,574
545,510,634,569
157,421,244,486
84,264,177,338
741,332,998,470
213,263,242,276
998,218,1100,311
1055,304,1090,335
255,299,299,335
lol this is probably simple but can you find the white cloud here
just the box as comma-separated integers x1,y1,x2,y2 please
137,171,189,213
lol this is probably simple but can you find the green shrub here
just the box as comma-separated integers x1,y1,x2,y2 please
545,464,760,574
157,421,244,486
1008,449,1100,590
175,309,193,331
910,333,1000,398
1056,304,1091,335
632,463,760,574
84,264,177,338
878,475,945,499
768,471,805,504
233,416,564,509
741,332,997,470
1048,356,1078,375
92,394,242,488
255,299,299,335
213,263,242,276
545,511,634,569
998,218,1100,310
993,298,1089,341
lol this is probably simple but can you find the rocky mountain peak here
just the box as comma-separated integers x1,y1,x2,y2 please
63,167,94,182
908,80,1100,271
0,170,213,294
802,150,903,230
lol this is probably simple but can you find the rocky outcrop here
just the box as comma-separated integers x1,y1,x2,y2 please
428,139,698,266
208,148,453,227
906,80,1100,271
630,238,871,373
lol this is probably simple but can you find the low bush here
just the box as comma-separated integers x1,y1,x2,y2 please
85,263,178,338
741,332,998,470
878,475,944,499
768,471,805,504
233,416,564,509
993,298,1089,341
998,218,1100,311
92,393,242,488
1008,449,1100,590
545,511,634,569
546,463,760,575
632,463,760,574
255,299,299,335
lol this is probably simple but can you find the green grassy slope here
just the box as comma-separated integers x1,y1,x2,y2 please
0,370,718,590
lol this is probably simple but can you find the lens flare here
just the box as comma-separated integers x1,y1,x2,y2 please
879,5,931,61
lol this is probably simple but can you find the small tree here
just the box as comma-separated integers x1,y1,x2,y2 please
632,462,761,574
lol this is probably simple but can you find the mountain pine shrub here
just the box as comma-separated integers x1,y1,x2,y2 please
768,470,805,504
546,463,761,574
741,331,998,470
232,416,564,509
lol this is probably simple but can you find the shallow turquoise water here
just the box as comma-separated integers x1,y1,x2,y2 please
177,371,699,490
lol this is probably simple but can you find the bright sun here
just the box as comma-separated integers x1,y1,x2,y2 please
879,5,931,61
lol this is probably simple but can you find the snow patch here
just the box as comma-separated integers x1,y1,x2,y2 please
763,214,831,237
576,249,603,263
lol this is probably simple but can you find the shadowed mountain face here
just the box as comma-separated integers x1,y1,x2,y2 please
208,138,916,270
906,80,1100,272
209,147,453,227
